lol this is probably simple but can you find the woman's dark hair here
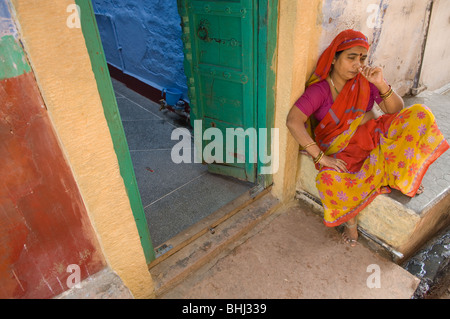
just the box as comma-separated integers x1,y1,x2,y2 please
335,50,344,60
330,50,344,73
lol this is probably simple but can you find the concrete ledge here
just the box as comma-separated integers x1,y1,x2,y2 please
296,151,450,262
149,192,281,297
54,267,134,299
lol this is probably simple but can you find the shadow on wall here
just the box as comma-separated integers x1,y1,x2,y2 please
92,0,188,99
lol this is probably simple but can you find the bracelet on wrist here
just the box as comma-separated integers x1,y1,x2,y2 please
380,85,394,100
302,142,317,150
314,151,324,164
380,84,391,97
382,88,394,100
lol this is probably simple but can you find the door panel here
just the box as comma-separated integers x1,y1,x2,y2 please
200,76,244,125
203,117,257,180
179,0,257,183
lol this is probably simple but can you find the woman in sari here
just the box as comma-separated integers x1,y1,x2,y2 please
286,29,449,246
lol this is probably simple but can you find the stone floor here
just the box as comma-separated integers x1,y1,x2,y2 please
160,200,420,299
111,78,254,248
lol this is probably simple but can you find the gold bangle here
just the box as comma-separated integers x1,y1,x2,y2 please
382,89,394,100
314,151,324,164
380,85,392,98
381,88,393,98
302,142,317,149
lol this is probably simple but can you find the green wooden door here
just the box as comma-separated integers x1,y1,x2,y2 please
178,0,258,183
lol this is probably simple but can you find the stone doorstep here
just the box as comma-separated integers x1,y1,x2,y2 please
148,192,282,297
54,267,134,299
296,153,450,263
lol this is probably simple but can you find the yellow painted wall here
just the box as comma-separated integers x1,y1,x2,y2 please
10,0,154,298
272,0,323,202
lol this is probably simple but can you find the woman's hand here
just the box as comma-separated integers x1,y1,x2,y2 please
359,65,385,87
319,155,348,173
359,65,404,114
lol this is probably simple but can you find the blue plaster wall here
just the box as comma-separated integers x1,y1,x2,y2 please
92,0,188,99
0,0,18,38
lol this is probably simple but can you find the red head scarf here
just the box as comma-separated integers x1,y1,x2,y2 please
308,30,371,152
308,29,370,86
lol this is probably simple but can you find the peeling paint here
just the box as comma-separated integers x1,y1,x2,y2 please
1,2,106,298
0,35,31,79
420,0,450,91
0,0,17,38
368,0,388,66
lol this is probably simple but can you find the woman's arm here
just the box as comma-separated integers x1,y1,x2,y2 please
360,66,404,114
286,106,348,172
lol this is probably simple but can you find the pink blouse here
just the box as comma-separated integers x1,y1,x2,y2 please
295,80,383,122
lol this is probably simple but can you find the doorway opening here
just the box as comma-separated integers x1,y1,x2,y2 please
83,0,277,263
111,76,256,252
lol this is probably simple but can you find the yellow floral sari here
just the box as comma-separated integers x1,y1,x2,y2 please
316,103,449,226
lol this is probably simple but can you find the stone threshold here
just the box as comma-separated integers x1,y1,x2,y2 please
148,190,281,297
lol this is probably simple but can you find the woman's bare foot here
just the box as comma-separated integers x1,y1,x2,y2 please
342,218,358,247
415,184,424,195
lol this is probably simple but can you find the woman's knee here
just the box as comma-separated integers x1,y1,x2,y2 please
407,103,435,123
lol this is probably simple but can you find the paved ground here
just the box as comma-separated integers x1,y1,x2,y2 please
160,200,420,299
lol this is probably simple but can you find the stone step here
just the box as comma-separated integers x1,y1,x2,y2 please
54,267,134,299
295,90,450,263
148,191,281,297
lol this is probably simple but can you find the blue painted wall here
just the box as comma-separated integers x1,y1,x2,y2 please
0,0,17,38
92,0,188,99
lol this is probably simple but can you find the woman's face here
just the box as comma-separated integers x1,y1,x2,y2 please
332,46,368,80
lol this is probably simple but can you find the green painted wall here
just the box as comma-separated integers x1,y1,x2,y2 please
0,35,31,80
